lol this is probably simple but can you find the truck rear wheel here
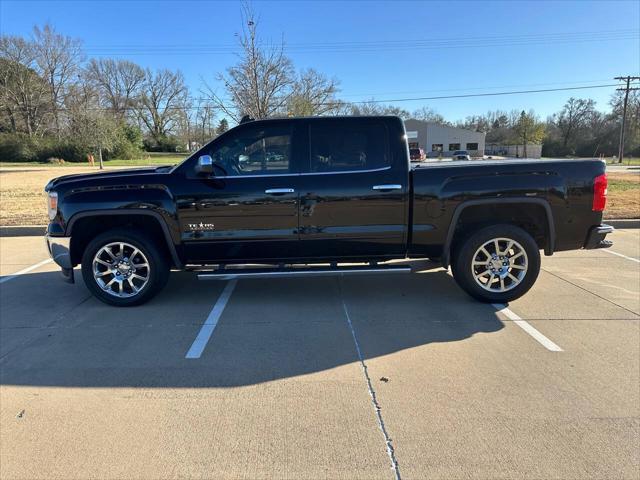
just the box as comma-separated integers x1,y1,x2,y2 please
451,224,540,303
81,229,170,307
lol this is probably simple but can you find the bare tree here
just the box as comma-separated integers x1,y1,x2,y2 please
610,89,640,156
65,80,118,168
554,97,596,150
411,106,447,125
287,68,340,116
195,101,216,143
137,68,189,145
0,35,52,136
203,4,294,121
348,100,410,119
85,58,145,121
32,24,83,136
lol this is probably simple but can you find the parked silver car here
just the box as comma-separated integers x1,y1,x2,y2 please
452,150,471,160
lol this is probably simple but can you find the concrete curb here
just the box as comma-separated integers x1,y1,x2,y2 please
606,219,640,229
0,225,47,237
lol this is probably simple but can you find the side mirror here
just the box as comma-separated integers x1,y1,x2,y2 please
238,154,249,164
195,155,214,175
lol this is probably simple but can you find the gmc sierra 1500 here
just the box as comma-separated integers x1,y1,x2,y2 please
45,116,613,306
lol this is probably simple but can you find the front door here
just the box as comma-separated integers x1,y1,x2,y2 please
177,121,302,263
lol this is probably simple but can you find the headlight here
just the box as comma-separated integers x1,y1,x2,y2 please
47,191,58,220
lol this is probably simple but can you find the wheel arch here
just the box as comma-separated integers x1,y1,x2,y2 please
66,210,183,268
441,198,555,269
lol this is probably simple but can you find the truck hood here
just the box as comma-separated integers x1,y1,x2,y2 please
45,166,168,191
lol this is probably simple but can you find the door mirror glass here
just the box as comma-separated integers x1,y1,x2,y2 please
195,154,214,175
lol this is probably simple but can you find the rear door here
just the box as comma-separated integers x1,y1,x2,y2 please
296,118,408,259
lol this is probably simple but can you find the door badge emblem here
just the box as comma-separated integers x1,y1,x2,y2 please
188,222,215,231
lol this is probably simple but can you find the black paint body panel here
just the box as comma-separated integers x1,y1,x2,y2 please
45,116,607,267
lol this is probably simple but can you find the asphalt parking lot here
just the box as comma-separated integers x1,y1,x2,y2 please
1,230,639,479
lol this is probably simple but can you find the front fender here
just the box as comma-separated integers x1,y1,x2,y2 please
59,186,180,243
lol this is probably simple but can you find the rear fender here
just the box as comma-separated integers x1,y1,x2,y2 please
441,197,555,268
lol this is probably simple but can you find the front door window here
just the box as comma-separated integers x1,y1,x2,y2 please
212,125,292,176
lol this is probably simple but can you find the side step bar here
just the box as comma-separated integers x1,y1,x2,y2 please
197,264,412,281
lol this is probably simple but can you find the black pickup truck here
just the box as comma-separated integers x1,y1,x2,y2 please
45,116,613,306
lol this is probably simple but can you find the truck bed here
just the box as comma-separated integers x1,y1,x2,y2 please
409,158,607,256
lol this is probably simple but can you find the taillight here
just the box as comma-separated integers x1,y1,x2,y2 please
592,173,607,212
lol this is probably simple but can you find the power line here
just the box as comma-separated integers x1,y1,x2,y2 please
84,29,639,55
88,29,638,49
324,83,622,105
338,79,614,99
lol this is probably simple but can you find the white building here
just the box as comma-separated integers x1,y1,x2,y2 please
404,119,486,158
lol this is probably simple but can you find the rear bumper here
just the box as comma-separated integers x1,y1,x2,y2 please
584,224,614,249
45,234,74,283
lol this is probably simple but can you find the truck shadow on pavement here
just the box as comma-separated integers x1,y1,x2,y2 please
0,264,504,388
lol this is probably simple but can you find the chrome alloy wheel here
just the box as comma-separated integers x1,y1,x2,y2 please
92,242,150,298
471,237,528,293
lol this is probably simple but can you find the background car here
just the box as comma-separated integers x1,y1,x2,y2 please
452,150,471,160
410,147,425,161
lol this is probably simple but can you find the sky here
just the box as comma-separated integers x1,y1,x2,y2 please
1,0,638,122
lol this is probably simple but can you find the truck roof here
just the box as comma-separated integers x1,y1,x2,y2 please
238,115,403,124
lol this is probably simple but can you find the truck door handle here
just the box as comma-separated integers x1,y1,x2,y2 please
372,184,402,191
265,188,295,194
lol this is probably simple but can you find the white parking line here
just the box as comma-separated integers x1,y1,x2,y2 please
603,249,640,263
492,303,563,352
0,259,53,285
185,279,237,359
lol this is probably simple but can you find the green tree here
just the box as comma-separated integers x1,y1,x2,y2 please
215,118,229,136
514,110,545,157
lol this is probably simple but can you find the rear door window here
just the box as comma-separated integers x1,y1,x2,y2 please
309,122,390,173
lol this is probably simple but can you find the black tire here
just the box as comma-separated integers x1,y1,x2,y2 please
451,224,540,303
81,229,170,307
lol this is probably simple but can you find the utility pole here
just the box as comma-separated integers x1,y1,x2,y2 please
614,76,640,163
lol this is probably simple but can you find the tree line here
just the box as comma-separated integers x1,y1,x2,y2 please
1,8,638,163
454,94,639,158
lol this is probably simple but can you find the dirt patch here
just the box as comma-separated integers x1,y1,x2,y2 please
605,172,640,219
0,167,123,225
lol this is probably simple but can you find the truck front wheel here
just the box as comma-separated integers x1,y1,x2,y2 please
81,229,170,307
451,224,541,303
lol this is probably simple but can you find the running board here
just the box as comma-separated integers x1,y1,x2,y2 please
197,264,412,281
